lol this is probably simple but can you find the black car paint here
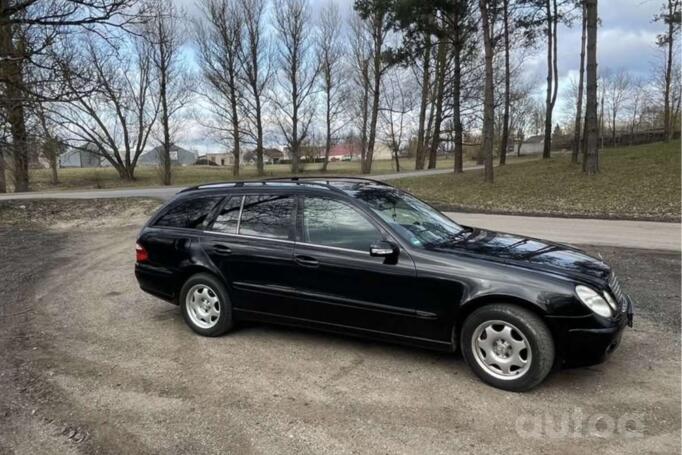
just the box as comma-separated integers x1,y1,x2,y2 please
135,183,632,366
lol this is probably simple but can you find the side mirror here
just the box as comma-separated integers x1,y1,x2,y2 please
370,240,398,258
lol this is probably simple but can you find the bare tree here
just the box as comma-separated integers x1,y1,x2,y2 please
53,34,160,180
571,0,586,163
0,0,141,192
625,76,645,142
479,0,495,182
316,1,346,172
603,68,631,146
239,0,270,176
354,0,391,174
273,0,318,173
33,100,61,184
498,0,511,165
349,11,372,166
415,35,432,171
450,0,476,174
427,35,447,169
379,67,418,172
654,0,681,142
194,0,243,176
145,0,191,185
583,0,598,175
518,0,571,159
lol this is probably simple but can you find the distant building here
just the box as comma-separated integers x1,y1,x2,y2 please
197,152,235,166
520,135,545,155
138,144,196,166
243,148,284,165
328,143,361,161
326,141,393,161
59,144,101,168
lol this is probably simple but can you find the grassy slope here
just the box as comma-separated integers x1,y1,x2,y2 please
392,141,681,221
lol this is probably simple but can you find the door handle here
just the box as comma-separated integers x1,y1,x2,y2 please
294,254,318,268
211,243,232,255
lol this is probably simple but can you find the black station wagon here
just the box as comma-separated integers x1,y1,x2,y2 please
135,177,633,391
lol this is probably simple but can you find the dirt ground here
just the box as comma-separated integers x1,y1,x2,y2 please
0,200,680,455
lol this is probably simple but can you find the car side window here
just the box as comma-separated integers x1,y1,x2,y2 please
302,197,381,251
238,194,294,239
212,196,243,234
155,196,222,229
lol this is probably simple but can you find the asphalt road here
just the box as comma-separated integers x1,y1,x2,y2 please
449,212,681,251
0,208,679,454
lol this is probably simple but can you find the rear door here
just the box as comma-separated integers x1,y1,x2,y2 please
291,196,422,338
201,192,302,317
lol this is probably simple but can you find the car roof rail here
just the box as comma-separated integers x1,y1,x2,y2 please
179,176,393,194
265,176,394,187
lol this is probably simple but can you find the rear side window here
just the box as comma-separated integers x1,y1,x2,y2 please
239,194,294,239
155,196,222,229
212,197,242,234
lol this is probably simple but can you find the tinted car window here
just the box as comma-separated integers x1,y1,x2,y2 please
212,196,243,234
238,194,294,239
155,196,222,229
302,197,380,251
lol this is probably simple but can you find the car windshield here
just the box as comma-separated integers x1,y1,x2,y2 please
339,184,469,248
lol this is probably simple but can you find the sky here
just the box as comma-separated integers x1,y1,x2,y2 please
174,0,671,153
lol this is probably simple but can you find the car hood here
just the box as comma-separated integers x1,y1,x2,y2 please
430,227,611,284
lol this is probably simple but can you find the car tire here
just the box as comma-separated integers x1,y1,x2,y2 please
461,304,554,392
179,273,233,337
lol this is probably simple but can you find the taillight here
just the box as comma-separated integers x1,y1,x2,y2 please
136,242,149,263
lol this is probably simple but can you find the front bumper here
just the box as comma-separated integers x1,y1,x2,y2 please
550,295,634,368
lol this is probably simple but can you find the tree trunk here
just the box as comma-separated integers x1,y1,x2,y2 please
611,106,617,146
322,81,332,172
453,19,463,174
663,0,674,142
479,0,495,183
499,0,511,166
363,13,384,175
50,155,58,184
115,163,135,181
360,58,370,166
542,0,559,160
428,38,447,169
45,139,59,184
230,75,240,177
0,8,29,192
572,3,587,164
542,0,553,159
0,148,6,192
8,106,29,192
160,68,172,186
415,37,431,170
255,100,264,176
323,105,332,172
583,0,599,175
393,146,400,172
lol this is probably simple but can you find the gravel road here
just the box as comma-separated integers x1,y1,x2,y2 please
0,202,679,455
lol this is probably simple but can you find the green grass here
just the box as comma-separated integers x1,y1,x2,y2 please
25,157,463,192
391,141,681,221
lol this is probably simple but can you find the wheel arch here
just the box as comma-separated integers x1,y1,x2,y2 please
452,294,549,350
173,265,226,304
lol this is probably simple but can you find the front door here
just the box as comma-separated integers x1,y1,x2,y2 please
292,196,423,339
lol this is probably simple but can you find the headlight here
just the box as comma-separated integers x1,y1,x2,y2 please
576,285,614,318
603,291,618,312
